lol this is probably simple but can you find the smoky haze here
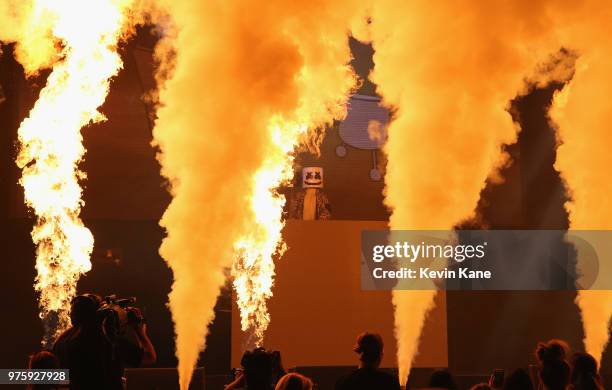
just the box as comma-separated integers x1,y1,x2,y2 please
149,1,366,388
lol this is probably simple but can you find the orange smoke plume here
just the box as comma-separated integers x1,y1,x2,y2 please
549,1,612,362
364,0,568,383
150,1,363,387
3,0,144,344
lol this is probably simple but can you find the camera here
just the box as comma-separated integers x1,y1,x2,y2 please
96,295,144,338
239,347,284,378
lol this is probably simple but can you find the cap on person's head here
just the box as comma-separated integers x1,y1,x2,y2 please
354,332,383,363
70,293,101,326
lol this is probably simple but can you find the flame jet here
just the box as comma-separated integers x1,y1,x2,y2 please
364,0,567,384
0,0,57,76
150,1,365,387
230,8,368,346
5,0,141,344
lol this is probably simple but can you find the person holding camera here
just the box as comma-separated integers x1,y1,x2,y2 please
225,348,286,390
53,293,156,390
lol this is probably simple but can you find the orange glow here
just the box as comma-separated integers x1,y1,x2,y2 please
549,1,612,361
11,0,139,344
231,119,304,346
363,0,568,383
150,1,363,387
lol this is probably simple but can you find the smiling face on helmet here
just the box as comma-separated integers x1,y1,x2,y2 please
302,167,323,188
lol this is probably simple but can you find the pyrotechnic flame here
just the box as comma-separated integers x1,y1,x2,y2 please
0,0,57,76
12,0,136,344
150,2,360,387
231,118,307,346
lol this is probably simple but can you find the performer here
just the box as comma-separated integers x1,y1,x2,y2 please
289,166,331,220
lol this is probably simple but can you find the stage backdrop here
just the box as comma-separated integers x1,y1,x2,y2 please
231,220,448,369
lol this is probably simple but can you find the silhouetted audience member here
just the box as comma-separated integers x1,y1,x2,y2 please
470,384,493,390
53,294,156,390
570,352,603,390
27,351,61,390
535,339,570,390
275,373,314,390
429,369,458,390
503,368,534,390
335,332,400,390
225,347,275,390
244,348,274,390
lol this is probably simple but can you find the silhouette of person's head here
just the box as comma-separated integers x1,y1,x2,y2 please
570,352,603,390
354,332,384,368
28,350,59,369
429,369,458,390
503,368,534,390
28,351,59,390
535,339,570,390
70,294,101,327
241,347,274,390
275,373,313,390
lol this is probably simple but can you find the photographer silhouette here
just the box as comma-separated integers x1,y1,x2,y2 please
53,293,156,390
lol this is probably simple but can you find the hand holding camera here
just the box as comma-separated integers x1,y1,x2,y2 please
127,307,147,334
